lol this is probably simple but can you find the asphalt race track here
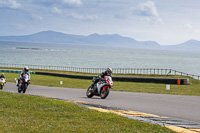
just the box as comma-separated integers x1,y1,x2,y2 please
2,82,200,127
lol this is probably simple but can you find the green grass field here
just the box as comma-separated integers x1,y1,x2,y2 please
1,68,195,132
0,91,175,133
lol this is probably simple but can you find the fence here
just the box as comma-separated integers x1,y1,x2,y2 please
0,63,199,80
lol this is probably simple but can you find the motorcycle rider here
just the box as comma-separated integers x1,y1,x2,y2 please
0,73,5,79
91,68,112,92
17,66,31,87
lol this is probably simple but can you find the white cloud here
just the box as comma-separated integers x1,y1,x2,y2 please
194,30,200,34
52,7,62,14
132,1,164,24
50,6,98,20
136,1,158,17
12,23,24,29
67,13,98,20
184,24,192,29
0,0,21,9
50,6,98,21
154,17,164,24
184,24,200,34
62,0,82,7
32,14,43,21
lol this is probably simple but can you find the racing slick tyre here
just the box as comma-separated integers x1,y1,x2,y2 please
100,87,110,99
23,83,27,93
86,86,94,98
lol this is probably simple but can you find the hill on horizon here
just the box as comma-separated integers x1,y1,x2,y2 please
0,30,200,50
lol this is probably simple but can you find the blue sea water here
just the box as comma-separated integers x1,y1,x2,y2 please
0,42,200,75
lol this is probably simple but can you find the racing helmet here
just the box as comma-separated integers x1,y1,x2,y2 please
1,73,4,77
24,66,29,72
106,68,112,76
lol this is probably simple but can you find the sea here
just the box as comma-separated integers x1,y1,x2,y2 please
0,42,200,75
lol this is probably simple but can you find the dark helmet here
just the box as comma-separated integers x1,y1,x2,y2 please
106,68,112,76
24,66,29,72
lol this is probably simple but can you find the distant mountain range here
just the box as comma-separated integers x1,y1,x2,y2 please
0,30,200,51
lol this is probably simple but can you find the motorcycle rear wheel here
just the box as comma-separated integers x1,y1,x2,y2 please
100,87,110,99
86,86,94,98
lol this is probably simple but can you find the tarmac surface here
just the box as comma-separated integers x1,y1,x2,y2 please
2,82,200,132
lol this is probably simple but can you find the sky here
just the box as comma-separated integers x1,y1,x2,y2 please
0,0,200,45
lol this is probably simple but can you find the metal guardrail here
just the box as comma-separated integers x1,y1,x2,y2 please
0,63,199,80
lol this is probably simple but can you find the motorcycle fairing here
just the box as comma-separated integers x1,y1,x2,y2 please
0,78,5,84
96,82,107,95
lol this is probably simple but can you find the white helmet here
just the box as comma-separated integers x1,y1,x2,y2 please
1,73,4,77
24,66,29,72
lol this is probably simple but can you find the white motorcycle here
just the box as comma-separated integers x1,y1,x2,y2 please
18,74,30,93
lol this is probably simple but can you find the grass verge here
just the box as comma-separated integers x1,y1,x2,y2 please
0,91,175,133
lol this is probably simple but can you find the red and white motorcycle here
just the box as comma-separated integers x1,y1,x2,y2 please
86,76,113,99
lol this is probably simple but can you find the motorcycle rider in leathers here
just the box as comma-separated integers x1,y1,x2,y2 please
0,73,6,82
91,68,112,92
17,66,31,87
0,73,6,79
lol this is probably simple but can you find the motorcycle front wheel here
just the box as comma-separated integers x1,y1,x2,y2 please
18,87,21,93
100,87,110,99
23,83,28,93
86,85,94,98
0,85,3,90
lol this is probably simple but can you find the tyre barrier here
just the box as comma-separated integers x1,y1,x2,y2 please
35,72,189,85
113,77,189,85
0,69,35,74
35,71,92,79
